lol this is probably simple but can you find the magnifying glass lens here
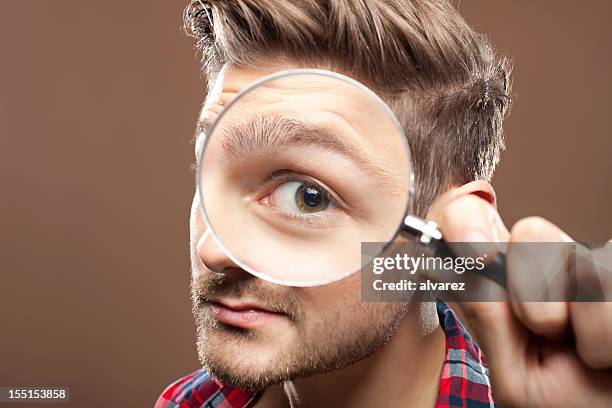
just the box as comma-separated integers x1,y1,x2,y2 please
198,70,413,286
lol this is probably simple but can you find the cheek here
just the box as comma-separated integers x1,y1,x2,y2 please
299,273,362,321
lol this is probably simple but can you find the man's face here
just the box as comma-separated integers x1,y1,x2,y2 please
190,65,411,391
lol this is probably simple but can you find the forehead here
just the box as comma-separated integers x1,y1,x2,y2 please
203,66,388,121
198,65,407,165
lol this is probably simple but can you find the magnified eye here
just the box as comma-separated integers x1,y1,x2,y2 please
270,181,332,214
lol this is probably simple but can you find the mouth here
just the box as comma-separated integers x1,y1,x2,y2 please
205,298,290,329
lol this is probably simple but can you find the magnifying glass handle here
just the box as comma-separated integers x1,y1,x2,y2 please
432,240,507,288
402,215,508,288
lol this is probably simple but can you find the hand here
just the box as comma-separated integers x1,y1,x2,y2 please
428,187,612,408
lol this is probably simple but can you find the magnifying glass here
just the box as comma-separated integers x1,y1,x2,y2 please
197,69,506,287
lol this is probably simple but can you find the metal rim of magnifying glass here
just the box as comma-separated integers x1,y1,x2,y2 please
196,68,416,287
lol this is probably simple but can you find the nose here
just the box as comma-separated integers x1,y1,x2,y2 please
197,230,242,274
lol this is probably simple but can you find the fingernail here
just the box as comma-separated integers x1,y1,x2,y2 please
456,230,497,259
462,230,491,242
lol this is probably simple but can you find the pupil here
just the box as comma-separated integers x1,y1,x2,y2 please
295,183,330,213
303,187,322,207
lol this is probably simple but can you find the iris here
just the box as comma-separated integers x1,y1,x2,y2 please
295,183,330,213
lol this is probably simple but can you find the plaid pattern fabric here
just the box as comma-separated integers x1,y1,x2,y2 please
154,371,255,408
155,300,495,408
435,301,495,408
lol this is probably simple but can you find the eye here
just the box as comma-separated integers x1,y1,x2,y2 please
267,181,333,214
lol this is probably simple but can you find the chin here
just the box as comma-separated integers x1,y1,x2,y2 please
197,327,295,391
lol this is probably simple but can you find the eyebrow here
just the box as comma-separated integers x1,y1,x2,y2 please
196,113,394,179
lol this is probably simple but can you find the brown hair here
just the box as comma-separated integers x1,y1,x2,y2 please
184,0,511,216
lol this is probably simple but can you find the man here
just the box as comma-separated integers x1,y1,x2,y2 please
156,1,612,407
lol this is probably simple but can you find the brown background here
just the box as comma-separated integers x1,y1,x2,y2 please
1,1,610,407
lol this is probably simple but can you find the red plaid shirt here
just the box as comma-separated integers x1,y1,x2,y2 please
155,300,495,407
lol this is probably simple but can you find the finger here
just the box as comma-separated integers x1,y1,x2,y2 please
572,302,612,369
429,193,509,254
507,217,570,338
571,242,612,369
425,194,509,301
428,194,531,401
456,301,529,401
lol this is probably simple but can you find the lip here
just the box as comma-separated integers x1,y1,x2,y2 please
206,299,289,329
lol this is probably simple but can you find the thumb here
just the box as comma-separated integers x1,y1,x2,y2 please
428,190,530,401
454,301,530,404
457,301,527,375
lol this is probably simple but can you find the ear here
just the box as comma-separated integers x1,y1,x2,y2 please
426,180,497,220
456,180,497,208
